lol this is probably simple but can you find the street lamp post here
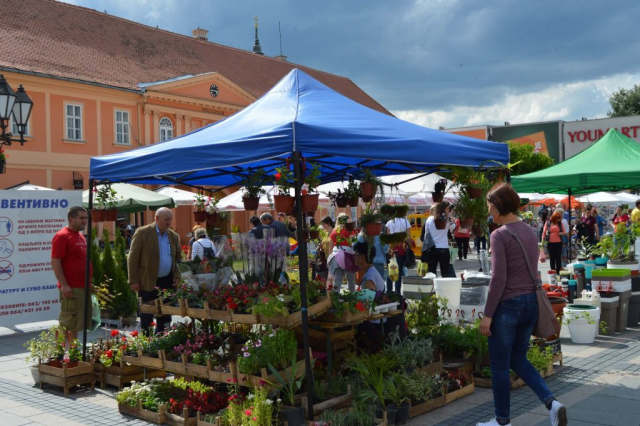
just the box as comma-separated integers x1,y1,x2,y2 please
0,74,33,148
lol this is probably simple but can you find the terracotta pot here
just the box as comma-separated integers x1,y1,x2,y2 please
193,211,207,222
103,209,118,221
461,218,474,228
206,212,220,225
547,296,566,340
435,218,447,230
345,222,355,232
365,222,383,236
274,195,295,214
432,192,444,203
347,197,359,207
467,187,483,199
360,182,376,202
242,196,260,211
336,196,348,208
91,209,105,222
301,193,319,213
488,223,500,233
309,230,320,239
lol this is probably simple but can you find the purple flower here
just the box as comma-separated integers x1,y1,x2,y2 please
255,340,262,347
243,352,250,357
242,346,248,352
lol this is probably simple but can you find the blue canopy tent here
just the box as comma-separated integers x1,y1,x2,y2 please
86,69,509,418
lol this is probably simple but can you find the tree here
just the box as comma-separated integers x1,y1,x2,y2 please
608,85,640,117
507,141,555,176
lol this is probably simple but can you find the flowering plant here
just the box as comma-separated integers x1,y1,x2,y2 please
0,147,7,161
274,166,293,195
205,196,219,214
329,290,369,318
223,382,277,426
236,328,297,375
243,168,269,199
194,193,206,211
94,184,120,210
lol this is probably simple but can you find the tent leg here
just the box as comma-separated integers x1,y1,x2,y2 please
293,151,315,420
82,179,95,360
568,188,572,263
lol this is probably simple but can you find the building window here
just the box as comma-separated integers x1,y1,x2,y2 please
66,104,82,140
115,110,130,145
11,115,31,137
159,117,173,142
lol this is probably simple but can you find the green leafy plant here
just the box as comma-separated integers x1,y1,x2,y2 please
243,168,269,198
268,351,308,407
592,222,635,261
526,346,553,372
193,192,206,211
383,329,435,371
305,162,322,193
359,203,383,226
344,177,361,199
347,353,397,407
274,166,293,195
94,184,120,210
434,178,448,194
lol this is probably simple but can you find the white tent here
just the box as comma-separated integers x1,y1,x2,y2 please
578,192,624,204
155,186,197,207
517,192,545,201
217,186,332,211
614,192,640,203
9,183,54,190
379,173,456,197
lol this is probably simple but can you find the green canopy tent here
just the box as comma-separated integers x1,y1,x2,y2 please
512,129,640,195
512,128,640,259
82,183,175,213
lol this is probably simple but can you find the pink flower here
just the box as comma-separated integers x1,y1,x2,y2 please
243,352,250,357
242,346,248,352
245,409,252,416
255,340,262,347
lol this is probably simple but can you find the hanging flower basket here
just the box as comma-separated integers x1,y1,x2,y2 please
346,197,359,208
466,186,482,199
242,196,260,211
461,218,474,228
360,182,376,202
345,222,355,232
103,209,118,221
309,230,320,239
471,225,483,236
206,212,219,225
365,222,383,236
336,195,348,208
274,195,295,213
91,209,105,222
432,192,444,203
302,193,319,213
193,211,207,222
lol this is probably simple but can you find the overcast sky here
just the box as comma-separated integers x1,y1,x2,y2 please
63,0,640,129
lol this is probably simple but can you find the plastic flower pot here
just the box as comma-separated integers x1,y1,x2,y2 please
193,211,206,222
395,402,410,425
274,195,295,213
360,182,376,202
91,209,105,222
206,212,220,225
563,304,600,344
365,222,383,236
347,197,359,207
467,187,482,199
242,196,260,211
460,218,474,228
278,406,305,426
103,209,118,221
302,193,319,213
336,195,348,208
435,218,447,230
431,192,444,203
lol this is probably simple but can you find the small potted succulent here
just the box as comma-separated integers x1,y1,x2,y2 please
432,178,448,202
242,168,268,211
274,165,295,213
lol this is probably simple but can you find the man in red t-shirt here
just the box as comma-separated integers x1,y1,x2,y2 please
51,206,91,339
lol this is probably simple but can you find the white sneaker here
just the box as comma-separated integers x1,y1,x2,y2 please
477,419,511,426
549,400,567,426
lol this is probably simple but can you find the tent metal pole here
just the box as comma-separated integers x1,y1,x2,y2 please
82,178,95,360
568,188,572,262
293,151,315,420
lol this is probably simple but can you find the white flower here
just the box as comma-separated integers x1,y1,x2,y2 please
277,398,282,403
264,399,273,405
248,394,254,400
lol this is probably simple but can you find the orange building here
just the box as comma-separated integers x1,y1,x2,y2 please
0,0,389,240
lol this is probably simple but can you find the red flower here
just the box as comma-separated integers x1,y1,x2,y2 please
275,172,282,181
130,331,139,337
355,301,366,312
150,321,156,326
105,350,113,358
110,330,119,337
228,302,238,310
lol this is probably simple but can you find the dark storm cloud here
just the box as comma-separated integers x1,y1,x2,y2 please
64,0,640,113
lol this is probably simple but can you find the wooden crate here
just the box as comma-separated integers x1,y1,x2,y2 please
445,378,475,404
443,358,474,374
126,349,164,370
197,412,220,426
237,353,307,388
139,297,162,316
552,352,563,366
184,300,232,322
301,385,353,416
159,298,186,317
416,354,444,376
208,361,237,384
474,366,553,390
262,297,333,328
409,394,446,418
317,305,370,324
118,401,166,424
39,361,95,396
230,311,262,324
165,407,197,426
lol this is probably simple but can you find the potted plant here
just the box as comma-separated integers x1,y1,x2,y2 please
360,203,383,236
242,168,268,210
0,147,6,174
274,165,295,213
344,177,361,207
205,196,220,225
386,373,411,425
93,184,119,222
302,162,322,213
309,224,322,240
360,168,380,202
193,192,207,222
453,190,482,228
562,305,600,344
593,223,638,271
269,352,307,426
347,353,397,424
432,178,448,203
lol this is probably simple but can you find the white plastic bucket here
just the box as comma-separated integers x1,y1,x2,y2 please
434,277,462,311
563,305,600,343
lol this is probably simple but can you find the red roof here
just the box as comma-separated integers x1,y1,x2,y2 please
0,0,391,114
